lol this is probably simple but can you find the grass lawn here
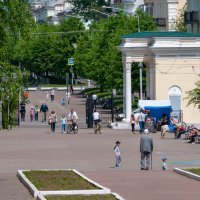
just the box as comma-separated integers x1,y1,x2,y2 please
23,170,99,191
46,194,117,200
185,168,200,176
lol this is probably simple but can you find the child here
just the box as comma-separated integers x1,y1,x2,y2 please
61,114,67,133
34,105,40,121
30,106,34,122
162,157,168,170
114,141,121,167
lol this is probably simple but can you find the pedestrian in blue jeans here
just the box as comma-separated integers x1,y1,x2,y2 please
61,114,67,133
137,110,146,133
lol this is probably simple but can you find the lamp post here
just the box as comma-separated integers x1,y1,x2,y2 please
138,62,143,100
102,6,140,32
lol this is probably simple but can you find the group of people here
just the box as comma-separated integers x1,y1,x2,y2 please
20,103,43,122
48,108,78,134
113,128,167,170
129,110,146,134
46,89,55,101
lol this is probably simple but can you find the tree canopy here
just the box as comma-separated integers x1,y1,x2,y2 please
74,10,156,91
186,78,200,109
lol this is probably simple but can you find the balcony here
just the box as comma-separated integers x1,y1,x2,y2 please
184,11,199,24
154,18,166,27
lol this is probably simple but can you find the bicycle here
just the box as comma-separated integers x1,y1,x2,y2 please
94,121,101,134
67,121,78,134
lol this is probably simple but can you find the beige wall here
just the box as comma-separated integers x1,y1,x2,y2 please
155,57,200,123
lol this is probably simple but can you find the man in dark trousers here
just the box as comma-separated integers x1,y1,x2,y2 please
140,129,153,170
40,102,49,122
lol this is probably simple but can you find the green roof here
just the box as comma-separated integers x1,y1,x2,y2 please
121,31,200,38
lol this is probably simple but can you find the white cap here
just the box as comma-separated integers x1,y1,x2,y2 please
144,129,149,134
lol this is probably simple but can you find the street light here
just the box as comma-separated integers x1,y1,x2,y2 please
102,6,140,32
138,62,143,100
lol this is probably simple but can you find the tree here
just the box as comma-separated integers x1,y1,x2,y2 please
0,62,24,129
74,10,156,91
186,78,200,109
173,3,187,32
13,18,85,83
0,0,33,129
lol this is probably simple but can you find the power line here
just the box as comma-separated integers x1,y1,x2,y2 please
30,29,111,35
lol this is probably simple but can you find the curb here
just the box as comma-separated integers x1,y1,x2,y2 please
173,168,200,181
17,170,39,197
37,192,125,200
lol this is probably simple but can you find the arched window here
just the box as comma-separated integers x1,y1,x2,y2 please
168,86,182,120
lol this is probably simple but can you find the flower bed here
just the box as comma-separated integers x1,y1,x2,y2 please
17,169,110,197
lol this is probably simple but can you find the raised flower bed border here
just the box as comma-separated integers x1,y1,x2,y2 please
173,167,200,181
17,169,111,198
37,192,125,200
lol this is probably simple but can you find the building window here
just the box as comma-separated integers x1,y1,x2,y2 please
154,18,166,27
168,86,182,121
144,3,153,17
184,11,199,23
113,0,122,4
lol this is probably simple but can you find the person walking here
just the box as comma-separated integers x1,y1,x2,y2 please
137,110,146,133
29,106,34,122
130,114,135,134
50,89,55,101
114,141,121,167
48,110,57,133
61,114,67,133
34,105,40,121
20,102,26,121
92,94,98,108
140,129,153,170
40,102,49,122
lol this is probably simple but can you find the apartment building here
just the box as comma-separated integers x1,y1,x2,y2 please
110,0,144,13
30,0,73,24
143,0,186,31
185,0,200,33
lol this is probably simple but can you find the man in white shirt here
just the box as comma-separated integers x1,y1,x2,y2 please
93,109,101,125
68,109,78,129
50,89,55,101
68,109,78,123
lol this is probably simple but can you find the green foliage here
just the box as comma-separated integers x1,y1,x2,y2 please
13,18,85,80
186,79,200,109
0,0,33,129
74,10,156,91
0,62,23,129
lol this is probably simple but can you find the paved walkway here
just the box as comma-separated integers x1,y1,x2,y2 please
0,91,200,200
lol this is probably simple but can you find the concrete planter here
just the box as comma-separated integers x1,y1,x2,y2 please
17,169,110,198
173,168,200,181
37,192,125,200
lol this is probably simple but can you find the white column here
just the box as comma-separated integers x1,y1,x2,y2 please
124,62,132,121
146,63,150,99
123,63,126,114
167,0,178,31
